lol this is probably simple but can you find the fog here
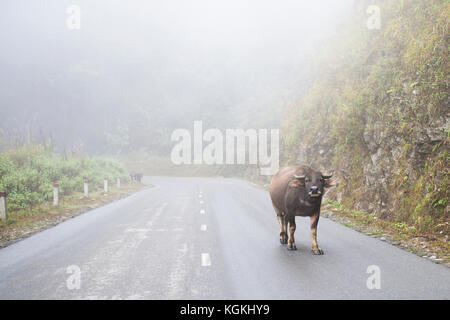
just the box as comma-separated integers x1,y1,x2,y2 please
0,0,354,154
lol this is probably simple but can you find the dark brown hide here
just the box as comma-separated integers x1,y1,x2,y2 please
269,165,335,253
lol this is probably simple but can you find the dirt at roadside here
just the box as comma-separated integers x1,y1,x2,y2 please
321,204,450,268
0,184,149,249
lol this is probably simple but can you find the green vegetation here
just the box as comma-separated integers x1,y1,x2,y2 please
282,0,449,233
0,143,130,212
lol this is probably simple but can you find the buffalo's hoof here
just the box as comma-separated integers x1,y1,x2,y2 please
287,244,297,251
312,248,324,255
279,232,288,244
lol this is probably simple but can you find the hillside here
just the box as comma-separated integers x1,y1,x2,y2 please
281,0,449,235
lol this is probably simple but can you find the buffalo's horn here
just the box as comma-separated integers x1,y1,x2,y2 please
294,175,306,180
322,173,333,179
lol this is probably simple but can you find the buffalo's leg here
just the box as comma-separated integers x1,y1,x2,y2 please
310,212,324,255
277,215,288,244
287,216,297,250
274,205,288,244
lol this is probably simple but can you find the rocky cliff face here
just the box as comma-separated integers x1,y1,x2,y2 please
360,110,449,214
283,0,449,231
295,96,449,230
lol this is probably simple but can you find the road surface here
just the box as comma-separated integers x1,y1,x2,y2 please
0,177,449,299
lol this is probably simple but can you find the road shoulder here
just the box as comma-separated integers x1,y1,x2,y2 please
0,183,150,249
321,201,449,268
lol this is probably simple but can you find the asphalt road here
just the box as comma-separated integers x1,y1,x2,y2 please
0,177,449,299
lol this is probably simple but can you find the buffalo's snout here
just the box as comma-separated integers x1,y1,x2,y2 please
309,186,322,198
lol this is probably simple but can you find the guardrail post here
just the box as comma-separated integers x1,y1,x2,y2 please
104,177,108,193
53,183,59,206
84,179,89,198
117,177,121,188
0,191,7,221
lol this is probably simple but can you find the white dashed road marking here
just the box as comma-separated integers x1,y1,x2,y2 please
201,253,211,266
200,209,205,214
200,224,207,231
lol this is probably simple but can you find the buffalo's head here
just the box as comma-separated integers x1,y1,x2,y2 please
293,171,335,201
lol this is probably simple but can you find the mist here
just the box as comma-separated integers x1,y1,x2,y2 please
0,0,353,154
1,1,449,301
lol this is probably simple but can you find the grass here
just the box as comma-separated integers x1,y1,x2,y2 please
0,143,131,212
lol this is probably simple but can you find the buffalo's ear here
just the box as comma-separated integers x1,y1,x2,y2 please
324,178,337,188
288,179,303,188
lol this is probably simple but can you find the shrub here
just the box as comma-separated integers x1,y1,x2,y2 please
0,144,131,211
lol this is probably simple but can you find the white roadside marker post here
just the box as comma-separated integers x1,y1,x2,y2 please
117,177,120,189
53,183,59,206
104,177,108,194
0,191,7,221
84,179,89,198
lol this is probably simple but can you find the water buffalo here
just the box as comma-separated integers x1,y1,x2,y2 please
269,165,335,254
130,173,144,183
